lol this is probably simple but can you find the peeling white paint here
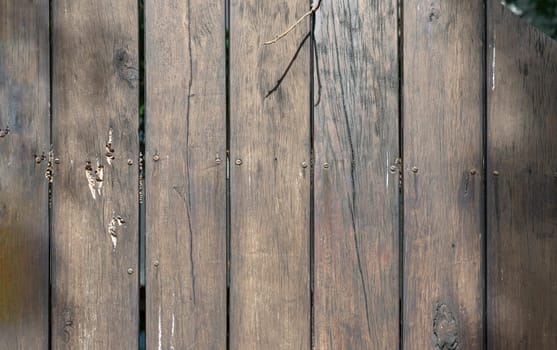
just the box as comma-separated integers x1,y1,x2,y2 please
106,128,114,165
108,213,125,251
170,313,175,350
386,152,390,189
85,162,97,199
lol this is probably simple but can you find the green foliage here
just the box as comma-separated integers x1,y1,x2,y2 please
502,0,557,38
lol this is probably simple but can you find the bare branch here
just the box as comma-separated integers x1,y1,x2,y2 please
264,0,322,45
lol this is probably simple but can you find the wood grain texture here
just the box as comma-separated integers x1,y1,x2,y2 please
51,1,139,348
487,4,557,349
144,0,227,349
402,1,485,349
229,0,311,348
0,0,49,348
313,0,400,348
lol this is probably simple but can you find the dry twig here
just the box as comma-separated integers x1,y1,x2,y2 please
264,0,322,45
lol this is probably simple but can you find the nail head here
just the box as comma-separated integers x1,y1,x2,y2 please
153,154,160,161
323,163,329,169
493,170,500,176
127,268,134,275
235,159,242,166
127,159,134,165
390,165,397,173
215,158,222,164
411,166,419,173
301,161,308,168
470,169,477,175
154,261,159,267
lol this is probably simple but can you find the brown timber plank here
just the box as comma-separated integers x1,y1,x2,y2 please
229,0,311,348
313,0,400,348
487,3,557,348
144,0,227,348
0,0,49,348
51,1,139,348
402,1,485,349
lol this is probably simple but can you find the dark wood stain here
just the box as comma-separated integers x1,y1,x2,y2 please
487,3,557,349
313,0,400,348
403,1,485,349
144,0,227,349
229,0,311,348
0,0,50,348
51,0,139,348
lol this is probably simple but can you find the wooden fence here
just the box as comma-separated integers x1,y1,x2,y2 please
0,0,555,349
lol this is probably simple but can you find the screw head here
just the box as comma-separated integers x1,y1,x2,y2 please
411,166,419,173
127,268,134,275
301,161,308,168
323,163,329,169
235,159,242,166
127,159,133,165
153,154,160,161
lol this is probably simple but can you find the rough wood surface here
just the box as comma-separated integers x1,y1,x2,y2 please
0,0,50,348
487,4,557,349
402,1,485,349
229,0,311,348
51,1,139,348
313,0,400,348
144,0,227,349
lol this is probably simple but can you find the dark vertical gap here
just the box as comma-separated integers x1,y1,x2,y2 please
397,0,405,349
138,0,146,349
482,1,489,349
48,0,53,348
225,0,231,348
309,1,316,348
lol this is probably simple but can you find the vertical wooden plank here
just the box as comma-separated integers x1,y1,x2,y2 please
487,4,557,349
144,0,227,348
229,0,311,348
0,0,49,348
313,0,400,348
402,1,485,349
51,1,139,348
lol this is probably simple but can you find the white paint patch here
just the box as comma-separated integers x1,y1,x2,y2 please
106,128,114,165
492,33,496,91
170,313,175,350
386,152,390,189
85,161,97,199
158,304,162,350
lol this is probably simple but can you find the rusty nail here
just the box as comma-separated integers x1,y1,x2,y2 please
154,261,159,267
470,169,477,175
127,268,134,275
127,159,134,165
153,154,160,161
301,161,308,168
235,159,242,166
411,166,419,173
323,163,329,169
493,170,500,176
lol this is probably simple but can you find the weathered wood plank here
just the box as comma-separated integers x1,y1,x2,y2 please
313,0,400,348
51,1,139,348
402,1,485,349
0,0,49,348
144,0,227,348
229,0,311,348
487,4,557,349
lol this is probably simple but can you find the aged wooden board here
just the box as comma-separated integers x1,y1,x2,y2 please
0,0,49,348
144,0,227,349
229,0,311,348
402,1,485,349
51,1,139,348
313,0,400,348
487,4,557,349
